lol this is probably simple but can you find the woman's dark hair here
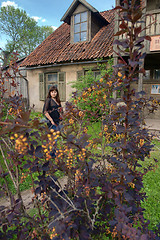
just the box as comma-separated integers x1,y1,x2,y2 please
47,85,61,105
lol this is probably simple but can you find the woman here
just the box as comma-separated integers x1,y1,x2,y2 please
43,85,62,130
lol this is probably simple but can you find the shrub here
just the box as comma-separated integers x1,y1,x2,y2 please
71,58,113,121
0,1,160,240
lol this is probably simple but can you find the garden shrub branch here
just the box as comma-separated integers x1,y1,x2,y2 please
0,1,160,239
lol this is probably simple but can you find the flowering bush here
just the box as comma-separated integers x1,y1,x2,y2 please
0,1,160,240
71,59,113,121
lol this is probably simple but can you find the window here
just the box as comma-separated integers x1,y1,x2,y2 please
120,0,140,8
39,72,66,101
143,70,150,81
74,11,87,43
154,69,160,80
151,84,160,94
77,70,101,81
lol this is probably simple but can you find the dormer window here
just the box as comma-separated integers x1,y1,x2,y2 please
60,0,109,44
74,11,88,42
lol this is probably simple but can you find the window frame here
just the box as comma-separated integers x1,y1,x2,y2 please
77,69,101,81
154,69,160,80
151,84,160,94
39,72,66,102
73,11,88,43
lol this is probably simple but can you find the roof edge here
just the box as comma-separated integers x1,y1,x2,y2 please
61,0,98,23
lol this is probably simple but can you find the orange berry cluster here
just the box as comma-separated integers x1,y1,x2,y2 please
40,191,47,204
103,125,111,144
42,129,60,161
84,185,90,197
75,169,82,186
55,147,87,169
66,147,74,169
56,147,74,169
11,133,28,154
139,139,144,147
69,118,74,124
20,172,27,183
83,127,88,133
111,226,118,238
8,106,22,117
87,139,97,149
50,227,57,239
77,148,86,161
128,182,135,188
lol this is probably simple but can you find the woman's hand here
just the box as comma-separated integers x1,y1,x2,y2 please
44,112,56,126
51,120,56,126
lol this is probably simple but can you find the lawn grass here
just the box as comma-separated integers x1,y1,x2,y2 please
87,122,160,231
140,139,160,230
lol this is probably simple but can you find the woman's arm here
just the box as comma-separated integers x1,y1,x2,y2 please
44,112,56,126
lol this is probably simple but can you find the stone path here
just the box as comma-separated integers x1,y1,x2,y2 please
0,176,68,211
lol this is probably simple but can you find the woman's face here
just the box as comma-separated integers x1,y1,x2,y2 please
50,90,57,98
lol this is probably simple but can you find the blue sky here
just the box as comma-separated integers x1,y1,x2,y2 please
0,0,115,49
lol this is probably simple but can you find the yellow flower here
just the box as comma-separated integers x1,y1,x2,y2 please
100,78,103,82
118,72,122,77
108,81,112,87
113,125,116,131
69,119,74,124
103,95,107,100
128,182,135,188
104,125,108,132
140,139,144,147
79,111,84,117
83,127,88,133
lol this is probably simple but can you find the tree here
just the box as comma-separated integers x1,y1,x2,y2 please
0,5,53,60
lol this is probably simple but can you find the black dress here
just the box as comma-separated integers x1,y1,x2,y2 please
43,98,61,128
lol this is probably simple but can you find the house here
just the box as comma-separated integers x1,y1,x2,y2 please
114,0,160,119
20,0,115,112
2,57,29,108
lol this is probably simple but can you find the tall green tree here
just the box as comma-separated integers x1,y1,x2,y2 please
0,5,53,60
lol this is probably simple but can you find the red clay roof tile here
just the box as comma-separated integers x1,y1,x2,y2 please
21,9,114,67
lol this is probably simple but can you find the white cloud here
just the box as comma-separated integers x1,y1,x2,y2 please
51,26,57,31
32,16,41,22
1,1,18,8
32,16,46,23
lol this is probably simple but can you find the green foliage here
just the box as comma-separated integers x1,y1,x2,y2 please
71,59,113,121
0,5,54,61
72,58,113,90
140,140,160,230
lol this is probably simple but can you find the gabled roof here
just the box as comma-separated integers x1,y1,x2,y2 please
21,9,114,68
61,0,108,25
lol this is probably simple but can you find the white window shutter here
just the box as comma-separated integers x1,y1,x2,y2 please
58,72,66,102
39,73,45,101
